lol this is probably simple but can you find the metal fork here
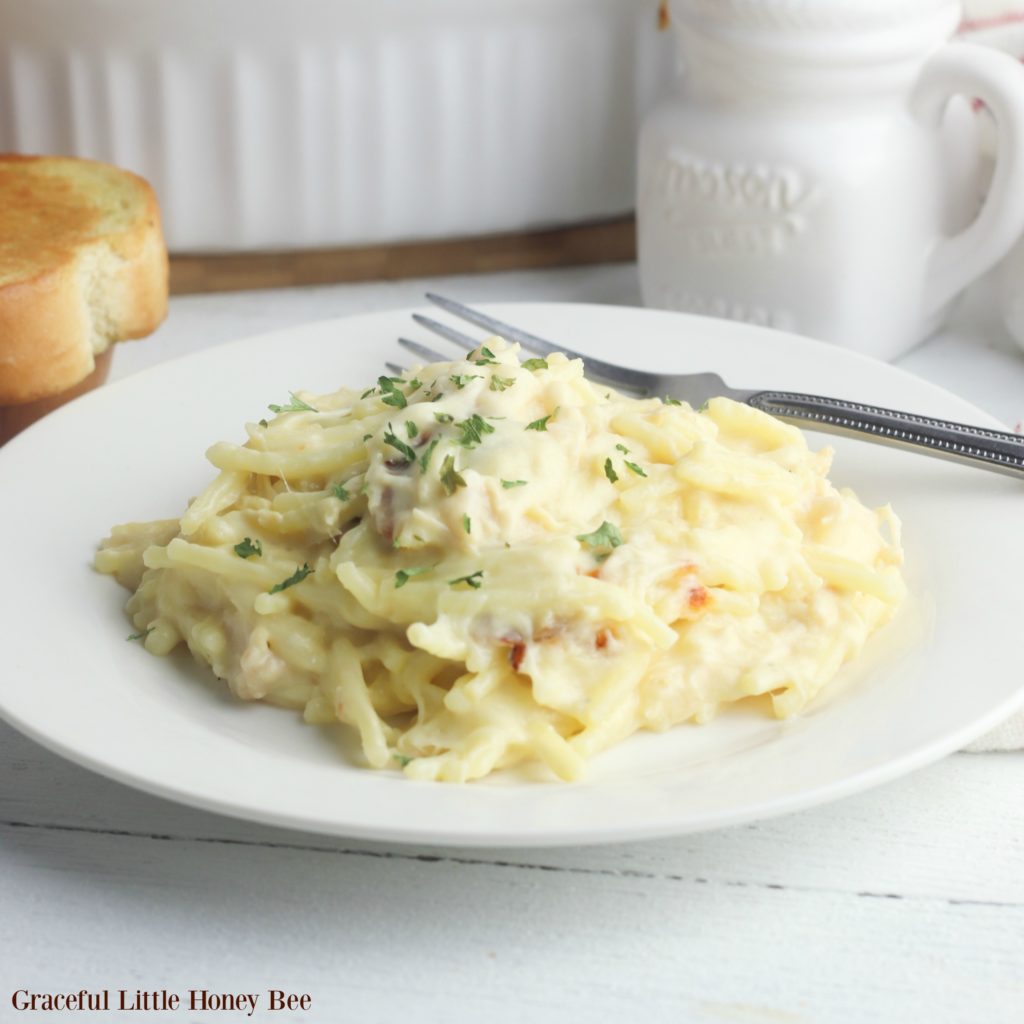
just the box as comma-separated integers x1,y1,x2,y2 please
392,293,1024,479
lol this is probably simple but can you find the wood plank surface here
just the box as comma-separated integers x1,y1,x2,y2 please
3,820,1019,1024
2,721,1021,1024
169,217,637,295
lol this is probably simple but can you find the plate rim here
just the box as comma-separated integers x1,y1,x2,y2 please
5,676,1023,847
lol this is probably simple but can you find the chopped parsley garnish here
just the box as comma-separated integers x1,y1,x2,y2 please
268,563,313,594
378,376,408,409
490,375,515,392
449,569,484,589
615,443,630,454
576,521,623,552
698,400,710,413
525,410,555,431
456,414,495,448
450,374,481,389
233,537,262,558
258,419,269,428
434,412,454,424
418,438,440,473
440,454,467,496
462,514,472,534
624,460,647,477
604,458,619,483
473,345,498,366
362,433,373,442
406,378,423,395
501,479,527,489
360,387,377,399
664,396,682,406
268,393,317,414
126,628,154,642
522,357,548,371
405,420,418,439
394,566,432,589
332,482,350,502
394,753,414,767
383,426,416,464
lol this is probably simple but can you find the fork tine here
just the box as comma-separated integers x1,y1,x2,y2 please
423,293,654,395
398,337,448,365
385,362,407,376
411,313,478,352
425,292,558,357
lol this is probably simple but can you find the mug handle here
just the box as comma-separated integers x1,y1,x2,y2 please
911,42,1024,317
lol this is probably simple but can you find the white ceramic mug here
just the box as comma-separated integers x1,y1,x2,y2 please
638,0,1024,360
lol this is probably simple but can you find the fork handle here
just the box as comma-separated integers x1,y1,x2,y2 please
747,390,1024,478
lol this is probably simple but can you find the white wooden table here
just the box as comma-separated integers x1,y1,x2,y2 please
2,265,1022,1023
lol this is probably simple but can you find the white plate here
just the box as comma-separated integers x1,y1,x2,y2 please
2,304,1022,847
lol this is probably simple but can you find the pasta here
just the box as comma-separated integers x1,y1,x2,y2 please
96,338,906,782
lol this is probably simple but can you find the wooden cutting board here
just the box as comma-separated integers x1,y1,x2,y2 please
169,216,635,294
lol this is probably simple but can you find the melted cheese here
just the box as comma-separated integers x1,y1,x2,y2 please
96,338,906,782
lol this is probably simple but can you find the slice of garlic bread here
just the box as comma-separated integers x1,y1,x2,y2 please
0,154,168,405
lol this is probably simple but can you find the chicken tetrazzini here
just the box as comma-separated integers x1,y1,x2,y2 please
96,337,905,782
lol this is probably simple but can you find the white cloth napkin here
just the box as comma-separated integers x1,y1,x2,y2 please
955,3,1024,750
965,715,1024,751
959,1,1024,35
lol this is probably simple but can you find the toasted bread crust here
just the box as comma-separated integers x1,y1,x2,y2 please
0,155,168,405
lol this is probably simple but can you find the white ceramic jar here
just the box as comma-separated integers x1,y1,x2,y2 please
638,0,1024,359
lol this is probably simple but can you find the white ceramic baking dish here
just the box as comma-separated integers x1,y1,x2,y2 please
0,0,673,252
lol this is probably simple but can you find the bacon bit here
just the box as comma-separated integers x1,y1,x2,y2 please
498,633,527,672
688,585,709,610
499,623,566,668
657,0,670,30
595,628,611,650
384,458,410,471
508,642,526,672
584,567,601,579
